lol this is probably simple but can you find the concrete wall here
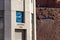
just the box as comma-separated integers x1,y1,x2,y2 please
4,0,11,40
0,0,36,40
4,0,36,40
0,0,4,10
11,0,32,40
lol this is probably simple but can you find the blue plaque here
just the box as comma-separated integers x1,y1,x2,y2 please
16,11,23,23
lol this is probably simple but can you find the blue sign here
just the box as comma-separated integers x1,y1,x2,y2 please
16,11,23,23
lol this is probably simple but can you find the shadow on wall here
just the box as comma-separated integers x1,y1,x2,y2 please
36,0,60,8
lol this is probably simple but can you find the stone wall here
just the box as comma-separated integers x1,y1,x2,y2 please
36,0,60,7
36,8,60,40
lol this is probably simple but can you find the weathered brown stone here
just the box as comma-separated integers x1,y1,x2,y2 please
36,8,60,40
36,0,60,7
